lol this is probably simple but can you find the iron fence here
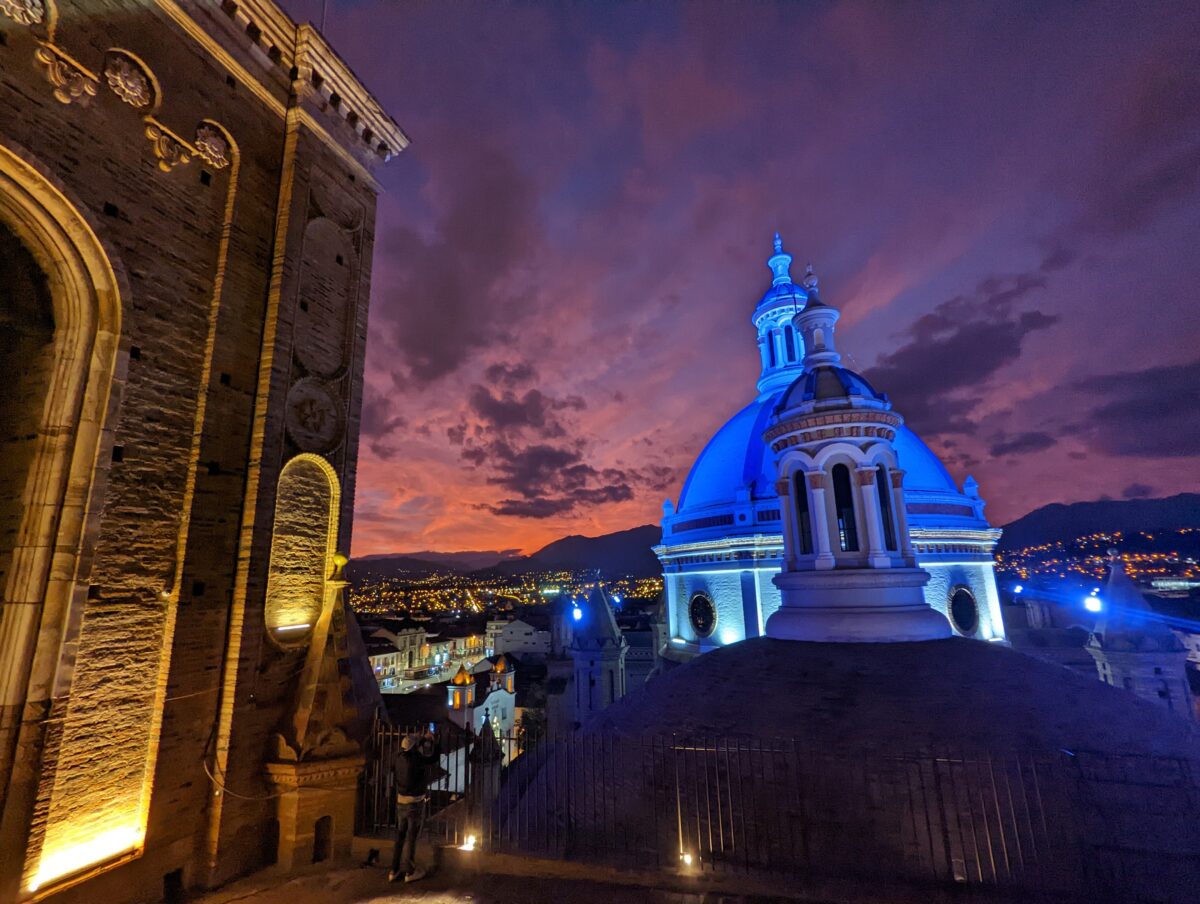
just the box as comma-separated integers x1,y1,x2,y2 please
358,719,1200,902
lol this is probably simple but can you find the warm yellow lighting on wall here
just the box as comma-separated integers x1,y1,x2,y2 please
29,823,142,892
264,455,339,645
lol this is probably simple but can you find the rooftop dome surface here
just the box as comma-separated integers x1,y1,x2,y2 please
586,636,1200,758
755,281,807,311
676,394,961,514
778,365,888,408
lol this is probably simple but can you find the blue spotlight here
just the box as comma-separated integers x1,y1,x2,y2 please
572,606,582,622
1083,595,1102,613
1013,584,1024,594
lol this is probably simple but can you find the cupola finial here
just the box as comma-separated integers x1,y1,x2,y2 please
767,232,794,286
802,263,818,291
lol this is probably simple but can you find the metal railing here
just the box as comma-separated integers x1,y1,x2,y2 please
358,719,1200,902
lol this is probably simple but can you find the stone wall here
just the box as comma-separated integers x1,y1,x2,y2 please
0,1,402,901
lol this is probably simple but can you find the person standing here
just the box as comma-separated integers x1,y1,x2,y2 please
389,728,438,882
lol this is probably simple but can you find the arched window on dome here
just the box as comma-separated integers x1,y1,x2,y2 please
793,474,814,555
831,464,859,552
875,464,897,551
784,325,796,362
767,331,777,368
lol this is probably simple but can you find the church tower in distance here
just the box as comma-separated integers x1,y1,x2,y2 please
570,585,628,722
1088,550,1195,719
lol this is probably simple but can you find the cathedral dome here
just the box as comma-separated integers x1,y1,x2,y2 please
676,394,964,516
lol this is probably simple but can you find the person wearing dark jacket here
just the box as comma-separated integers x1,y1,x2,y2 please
389,729,439,882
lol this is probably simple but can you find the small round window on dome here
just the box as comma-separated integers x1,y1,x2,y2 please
689,593,717,638
948,587,978,635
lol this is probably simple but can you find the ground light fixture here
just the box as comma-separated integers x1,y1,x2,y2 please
458,834,477,851
1084,595,1102,613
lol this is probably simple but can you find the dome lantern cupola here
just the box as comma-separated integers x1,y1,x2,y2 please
763,269,952,643
796,265,841,369
753,233,809,396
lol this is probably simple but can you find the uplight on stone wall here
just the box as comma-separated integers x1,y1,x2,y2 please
264,455,339,646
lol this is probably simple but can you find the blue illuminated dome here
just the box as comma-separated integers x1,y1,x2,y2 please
671,235,985,537
658,235,1004,652
673,393,981,533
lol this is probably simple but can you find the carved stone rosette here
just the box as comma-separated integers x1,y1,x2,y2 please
193,124,230,169
0,0,44,26
284,378,345,453
35,46,99,106
144,123,190,172
104,54,153,109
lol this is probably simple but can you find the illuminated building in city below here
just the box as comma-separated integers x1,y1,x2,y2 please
570,585,628,718
1087,549,1195,719
657,236,1003,656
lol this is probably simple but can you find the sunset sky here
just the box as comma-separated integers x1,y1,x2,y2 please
282,0,1200,557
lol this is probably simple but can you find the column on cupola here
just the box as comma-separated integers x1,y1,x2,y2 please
758,334,771,372
776,477,798,571
855,466,892,568
889,469,914,559
806,472,837,570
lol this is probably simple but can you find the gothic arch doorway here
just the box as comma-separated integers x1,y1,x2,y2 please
0,140,124,894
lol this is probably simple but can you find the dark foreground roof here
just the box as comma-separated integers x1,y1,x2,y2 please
588,636,1200,758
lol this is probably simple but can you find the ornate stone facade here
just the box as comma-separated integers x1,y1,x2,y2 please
0,2,406,902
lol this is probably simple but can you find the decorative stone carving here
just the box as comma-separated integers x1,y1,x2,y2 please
104,54,153,109
144,123,190,172
294,217,356,378
35,46,98,105
284,379,344,452
0,0,44,25
193,124,230,169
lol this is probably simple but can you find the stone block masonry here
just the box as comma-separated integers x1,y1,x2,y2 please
0,1,405,901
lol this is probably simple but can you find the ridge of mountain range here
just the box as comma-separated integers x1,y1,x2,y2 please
348,494,1200,580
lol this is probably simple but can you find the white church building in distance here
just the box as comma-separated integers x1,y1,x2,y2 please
656,236,1005,657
